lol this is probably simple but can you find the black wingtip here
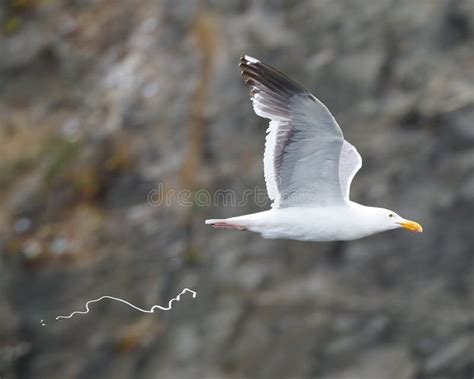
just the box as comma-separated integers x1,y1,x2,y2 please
240,55,308,95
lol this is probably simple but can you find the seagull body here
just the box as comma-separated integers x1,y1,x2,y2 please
206,55,422,241
209,204,403,242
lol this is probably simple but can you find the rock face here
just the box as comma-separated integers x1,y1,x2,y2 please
0,1,473,378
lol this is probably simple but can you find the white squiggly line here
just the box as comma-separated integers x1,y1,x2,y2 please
55,288,197,321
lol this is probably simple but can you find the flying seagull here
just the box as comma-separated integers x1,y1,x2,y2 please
205,55,422,241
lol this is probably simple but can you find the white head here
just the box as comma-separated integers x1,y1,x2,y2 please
363,206,423,234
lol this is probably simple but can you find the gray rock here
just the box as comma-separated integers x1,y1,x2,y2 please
0,1,473,378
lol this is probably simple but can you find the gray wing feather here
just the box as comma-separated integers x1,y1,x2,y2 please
241,55,358,207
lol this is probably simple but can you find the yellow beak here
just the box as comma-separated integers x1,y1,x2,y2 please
397,220,423,233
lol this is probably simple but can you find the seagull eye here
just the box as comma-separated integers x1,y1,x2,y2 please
389,213,394,218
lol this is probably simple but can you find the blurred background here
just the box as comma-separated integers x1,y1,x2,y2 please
1,0,473,378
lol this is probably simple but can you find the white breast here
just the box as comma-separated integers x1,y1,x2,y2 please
227,206,373,242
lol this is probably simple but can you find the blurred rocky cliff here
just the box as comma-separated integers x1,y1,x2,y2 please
0,0,473,378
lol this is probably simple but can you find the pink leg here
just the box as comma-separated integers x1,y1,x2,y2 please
211,222,247,231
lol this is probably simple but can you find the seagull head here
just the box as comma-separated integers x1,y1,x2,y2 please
370,207,423,234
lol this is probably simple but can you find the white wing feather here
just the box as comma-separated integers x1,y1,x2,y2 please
338,140,362,201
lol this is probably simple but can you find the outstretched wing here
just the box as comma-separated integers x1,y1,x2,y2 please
240,55,362,207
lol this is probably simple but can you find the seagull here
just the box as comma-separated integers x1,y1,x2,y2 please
205,55,423,241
